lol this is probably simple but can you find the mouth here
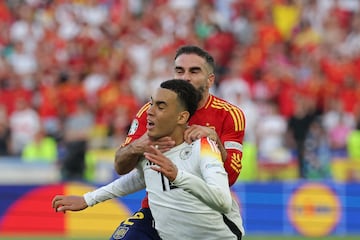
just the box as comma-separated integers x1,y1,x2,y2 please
146,119,155,130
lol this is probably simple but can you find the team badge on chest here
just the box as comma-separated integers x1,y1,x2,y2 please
180,146,192,160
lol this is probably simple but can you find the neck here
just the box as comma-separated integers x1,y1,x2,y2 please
170,126,187,146
198,92,210,109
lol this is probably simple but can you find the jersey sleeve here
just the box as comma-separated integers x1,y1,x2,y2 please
171,138,232,213
221,106,245,186
83,169,145,207
121,102,150,147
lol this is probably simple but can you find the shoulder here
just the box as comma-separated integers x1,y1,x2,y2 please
197,137,221,154
209,95,243,112
209,95,246,130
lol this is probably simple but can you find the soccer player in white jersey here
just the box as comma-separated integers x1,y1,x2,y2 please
53,79,242,239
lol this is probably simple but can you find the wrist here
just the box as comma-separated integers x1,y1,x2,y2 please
128,141,144,155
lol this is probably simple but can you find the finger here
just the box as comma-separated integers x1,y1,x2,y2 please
53,201,65,211
147,145,162,155
150,165,162,173
144,152,164,169
52,198,63,209
188,132,198,141
51,195,62,207
144,151,158,163
57,205,68,213
183,130,192,143
156,136,173,142
153,138,175,148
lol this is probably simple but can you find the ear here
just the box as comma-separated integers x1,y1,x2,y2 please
178,111,190,124
207,72,215,88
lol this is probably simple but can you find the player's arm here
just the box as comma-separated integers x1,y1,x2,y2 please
115,134,175,175
174,138,232,213
183,118,245,186
84,168,145,206
145,139,232,213
52,169,145,213
220,110,245,186
114,103,175,175
114,103,149,174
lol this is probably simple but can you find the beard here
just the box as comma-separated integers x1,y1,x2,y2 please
197,84,207,99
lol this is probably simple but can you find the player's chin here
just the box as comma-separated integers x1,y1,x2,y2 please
147,130,158,139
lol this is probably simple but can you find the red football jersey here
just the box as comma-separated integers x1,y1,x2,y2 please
123,94,246,208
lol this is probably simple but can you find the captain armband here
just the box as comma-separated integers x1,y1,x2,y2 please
224,141,243,152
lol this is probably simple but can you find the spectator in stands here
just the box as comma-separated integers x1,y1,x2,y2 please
257,99,292,165
9,97,41,156
60,100,94,181
0,104,10,156
347,108,360,161
21,126,58,163
303,117,331,179
286,95,318,178
0,0,359,183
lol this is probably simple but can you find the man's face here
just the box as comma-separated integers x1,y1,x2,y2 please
146,88,182,140
173,53,214,97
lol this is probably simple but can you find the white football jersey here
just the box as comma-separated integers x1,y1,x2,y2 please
84,137,244,239
139,138,238,240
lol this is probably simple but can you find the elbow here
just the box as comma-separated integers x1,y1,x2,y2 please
114,150,138,175
114,160,122,175
223,196,233,214
114,152,121,175
114,151,126,175
114,156,128,175
217,193,232,214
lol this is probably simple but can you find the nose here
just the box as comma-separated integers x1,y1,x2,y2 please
147,104,154,115
175,70,191,82
182,72,191,82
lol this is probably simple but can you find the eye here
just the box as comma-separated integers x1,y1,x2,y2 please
174,68,184,74
156,101,168,110
190,69,201,74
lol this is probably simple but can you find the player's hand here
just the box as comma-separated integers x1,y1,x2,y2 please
144,145,178,182
134,133,175,153
184,125,218,143
52,195,88,213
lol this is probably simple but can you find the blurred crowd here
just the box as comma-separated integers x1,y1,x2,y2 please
0,0,360,181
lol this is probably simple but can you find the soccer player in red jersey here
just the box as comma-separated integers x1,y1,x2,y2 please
52,45,246,239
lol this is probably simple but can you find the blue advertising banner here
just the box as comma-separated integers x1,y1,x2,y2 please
0,181,359,238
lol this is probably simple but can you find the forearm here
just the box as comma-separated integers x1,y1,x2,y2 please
84,169,145,206
223,145,243,186
114,144,143,175
172,170,232,213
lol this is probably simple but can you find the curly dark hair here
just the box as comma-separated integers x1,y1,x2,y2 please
160,79,201,120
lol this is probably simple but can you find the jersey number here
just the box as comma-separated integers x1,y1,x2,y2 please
161,173,177,191
122,211,144,225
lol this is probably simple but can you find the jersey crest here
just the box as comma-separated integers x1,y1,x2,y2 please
179,146,192,160
128,119,139,135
